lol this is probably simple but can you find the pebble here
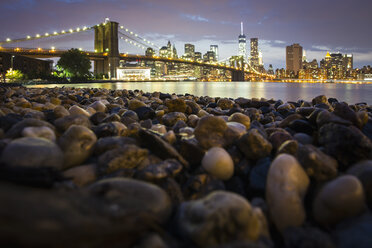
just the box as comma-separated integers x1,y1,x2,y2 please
238,129,272,160
228,112,251,129
313,175,365,226
266,154,310,232
63,164,97,187
21,126,56,141
194,115,228,149
69,105,91,117
202,147,234,180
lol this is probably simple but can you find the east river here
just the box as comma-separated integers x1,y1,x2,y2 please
30,81,372,104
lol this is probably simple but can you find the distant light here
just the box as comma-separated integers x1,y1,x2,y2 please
45,33,49,36
6,38,11,42
143,38,146,41
105,48,109,51
69,29,73,33
120,26,124,29
36,34,40,38
76,28,80,32
53,31,58,35
51,46,55,50
94,49,97,52
125,39,128,42
61,30,65,34
37,47,42,51
79,48,82,51
125,29,128,32
135,34,138,37
83,26,87,30
26,36,31,39
130,31,133,34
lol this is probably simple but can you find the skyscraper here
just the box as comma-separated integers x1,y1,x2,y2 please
250,38,259,68
286,43,303,74
238,22,247,62
184,43,195,58
210,45,219,61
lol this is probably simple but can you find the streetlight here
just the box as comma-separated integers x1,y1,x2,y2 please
11,55,15,70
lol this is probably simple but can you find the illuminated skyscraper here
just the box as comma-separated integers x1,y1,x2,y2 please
286,43,303,74
250,38,259,68
238,22,247,62
210,45,219,61
185,43,195,58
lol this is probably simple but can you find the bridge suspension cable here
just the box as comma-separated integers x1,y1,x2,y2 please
118,31,155,51
118,24,160,49
0,25,95,45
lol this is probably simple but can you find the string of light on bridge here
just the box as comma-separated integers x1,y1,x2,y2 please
118,25,159,49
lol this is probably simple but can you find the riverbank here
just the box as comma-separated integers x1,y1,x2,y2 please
0,85,371,247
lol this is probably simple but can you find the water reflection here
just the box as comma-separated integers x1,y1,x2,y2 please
29,81,372,104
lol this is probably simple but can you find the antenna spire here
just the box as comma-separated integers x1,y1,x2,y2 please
241,22,243,35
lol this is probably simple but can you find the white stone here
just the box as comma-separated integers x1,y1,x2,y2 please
202,147,234,181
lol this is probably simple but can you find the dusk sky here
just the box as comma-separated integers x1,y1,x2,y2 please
1,0,371,69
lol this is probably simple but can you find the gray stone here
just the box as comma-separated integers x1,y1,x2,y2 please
54,114,92,132
21,126,56,141
162,112,187,127
194,115,228,149
237,129,272,160
0,137,64,169
202,147,234,180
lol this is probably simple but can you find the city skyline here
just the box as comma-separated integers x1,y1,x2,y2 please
0,0,371,69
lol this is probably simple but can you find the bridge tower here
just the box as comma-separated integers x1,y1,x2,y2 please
94,20,119,78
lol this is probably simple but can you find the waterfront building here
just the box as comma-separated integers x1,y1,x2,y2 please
320,52,353,79
286,43,303,75
238,22,247,63
210,45,219,61
145,47,155,57
116,66,151,80
203,51,215,63
184,44,195,59
194,52,202,61
250,38,259,68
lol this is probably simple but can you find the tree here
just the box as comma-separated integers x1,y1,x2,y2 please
6,69,24,82
57,48,91,81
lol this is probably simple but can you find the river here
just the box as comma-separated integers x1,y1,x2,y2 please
29,81,372,104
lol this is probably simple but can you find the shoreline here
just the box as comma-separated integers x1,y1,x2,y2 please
0,85,371,247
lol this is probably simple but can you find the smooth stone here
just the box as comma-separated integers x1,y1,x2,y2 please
333,102,362,128
297,144,338,181
347,160,372,177
128,99,146,110
93,122,127,138
237,129,272,160
94,136,138,155
162,112,187,127
163,130,176,144
316,110,352,127
224,122,247,146
217,98,234,110
243,108,261,121
138,129,188,166
150,124,167,134
178,138,205,169
194,115,228,149
5,118,55,139
0,137,63,169
312,95,328,105
68,105,90,117
0,113,23,132
313,175,365,226
293,132,313,145
122,110,139,121
134,106,156,120
63,164,97,187
88,178,172,223
183,174,225,200
89,100,107,113
185,100,201,114
249,157,271,196
228,112,251,129
101,113,121,123
268,131,292,150
318,123,372,169
165,98,187,113
21,126,56,141
58,125,97,169
187,114,199,127
287,119,314,135
176,191,269,247
266,154,310,232
202,147,234,180
283,226,335,248
98,145,148,173
54,114,91,132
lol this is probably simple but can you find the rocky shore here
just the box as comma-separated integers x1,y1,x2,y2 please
0,85,372,248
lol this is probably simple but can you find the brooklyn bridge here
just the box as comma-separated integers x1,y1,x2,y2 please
0,19,274,81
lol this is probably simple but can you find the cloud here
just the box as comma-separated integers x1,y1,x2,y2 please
181,14,209,22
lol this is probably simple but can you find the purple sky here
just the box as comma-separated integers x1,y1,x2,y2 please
1,0,371,69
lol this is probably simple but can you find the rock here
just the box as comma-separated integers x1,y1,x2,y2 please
333,102,362,128
5,118,55,139
128,99,146,110
63,164,97,187
266,154,310,232
163,130,176,144
101,113,121,123
316,110,351,127
217,98,234,110
277,139,299,156
94,122,127,138
0,137,64,169
165,98,187,113
176,191,269,247
89,100,106,113
297,144,338,181
89,112,107,125
287,119,314,135
312,95,328,105
68,105,90,117
293,132,313,145
137,159,183,181
88,178,172,223
237,129,272,160
21,126,56,141
228,112,251,129
94,136,138,155
362,119,372,141
98,145,148,173
178,138,205,169
185,100,201,114
318,123,372,169
202,147,234,180
58,125,97,169
224,122,247,146
347,160,372,177
138,129,188,166
313,175,365,226
150,124,167,134
162,112,187,127
194,115,228,149
54,114,91,132
268,131,292,150
283,226,335,248
333,214,372,248
182,174,225,200
0,113,23,132
249,157,271,197
134,106,155,120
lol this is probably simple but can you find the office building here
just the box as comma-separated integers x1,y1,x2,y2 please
184,44,195,58
238,22,247,62
250,38,259,68
286,43,303,75
210,45,218,61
